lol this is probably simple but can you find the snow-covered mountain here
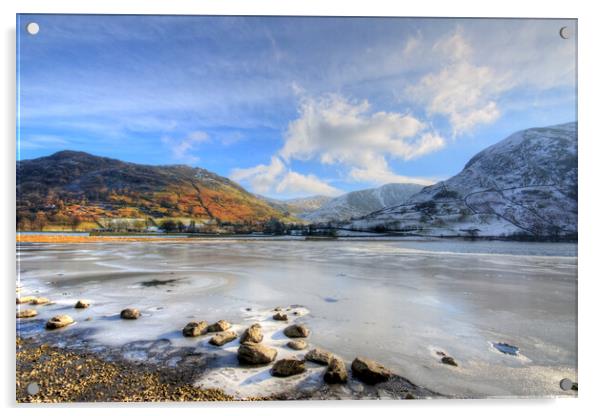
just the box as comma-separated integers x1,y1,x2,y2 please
345,122,577,238
300,183,424,223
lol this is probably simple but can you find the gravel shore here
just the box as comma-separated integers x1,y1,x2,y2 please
16,337,236,403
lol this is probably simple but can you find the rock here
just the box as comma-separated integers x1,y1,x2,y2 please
272,312,288,321
238,342,278,364
31,297,50,305
182,321,208,337
120,308,140,319
274,307,282,312
441,356,458,367
271,359,305,377
287,340,307,350
207,320,231,332
46,315,74,329
283,324,309,338
74,300,90,309
240,323,263,343
17,309,38,318
209,331,237,346
324,357,348,384
351,357,393,385
305,348,333,365
16,296,36,304
405,393,415,399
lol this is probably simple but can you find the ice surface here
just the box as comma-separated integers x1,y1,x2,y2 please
16,239,577,398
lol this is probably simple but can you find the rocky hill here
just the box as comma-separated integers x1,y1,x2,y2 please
345,123,578,238
300,183,424,223
17,151,294,230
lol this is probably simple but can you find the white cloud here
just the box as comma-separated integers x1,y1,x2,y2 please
230,156,341,197
161,130,209,163
281,93,444,168
231,93,444,196
405,30,513,136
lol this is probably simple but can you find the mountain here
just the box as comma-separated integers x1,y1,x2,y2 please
300,183,424,223
345,122,577,238
16,151,295,230
255,194,333,218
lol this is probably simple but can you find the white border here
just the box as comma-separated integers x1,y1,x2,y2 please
2,1,601,415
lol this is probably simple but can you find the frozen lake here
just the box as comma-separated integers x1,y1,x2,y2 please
16,239,577,398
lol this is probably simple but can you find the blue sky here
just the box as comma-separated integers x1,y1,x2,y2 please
17,15,576,198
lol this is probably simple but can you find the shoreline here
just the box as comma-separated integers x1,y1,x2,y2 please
16,337,237,403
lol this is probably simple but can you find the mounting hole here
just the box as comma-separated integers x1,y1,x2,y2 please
26,381,40,395
26,22,40,36
559,26,570,40
559,378,573,391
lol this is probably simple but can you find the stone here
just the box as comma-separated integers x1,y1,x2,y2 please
237,342,278,364
287,340,307,350
207,320,231,332
271,359,305,377
182,321,208,337
209,331,237,346
283,324,309,338
351,357,393,385
46,315,74,329
324,357,348,384
31,297,50,305
240,323,263,343
17,309,38,318
272,312,288,321
405,393,416,399
120,308,140,319
16,296,36,304
305,348,333,365
74,300,90,309
441,356,458,367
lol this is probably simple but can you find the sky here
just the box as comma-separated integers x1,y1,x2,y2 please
17,15,577,199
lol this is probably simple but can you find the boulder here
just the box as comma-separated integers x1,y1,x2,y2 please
441,356,458,367
238,342,277,364
305,348,333,365
46,315,74,329
324,357,348,384
16,296,36,304
287,340,308,350
74,300,90,309
283,324,310,338
272,312,288,321
207,320,231,332
240,323,263,343
209,330,237,346
31,297,50,305
351,357,393,385
271,359,305,377
182,321,208,337
16,309,38,319
120,308,140,320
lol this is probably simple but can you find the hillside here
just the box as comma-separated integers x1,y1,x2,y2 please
300,183,424,223
16,151,295,231
345,123,578,238
256,195,333,218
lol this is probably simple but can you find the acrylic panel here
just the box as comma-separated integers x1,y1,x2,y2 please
16,14,577,402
